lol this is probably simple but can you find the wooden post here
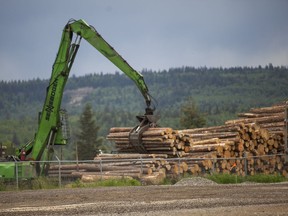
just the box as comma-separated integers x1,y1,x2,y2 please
0,142,2,157
76,142,79,172
100,159,103,180
244,152,248,176
55,156,61,188
285,103,288,163
140,155,143,177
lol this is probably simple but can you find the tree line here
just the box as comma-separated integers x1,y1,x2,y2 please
0,65,287,158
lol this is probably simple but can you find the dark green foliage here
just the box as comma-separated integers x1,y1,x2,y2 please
179,97,206,129
76,104,103,160
0,65,287,156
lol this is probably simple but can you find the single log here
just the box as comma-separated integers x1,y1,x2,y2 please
225,115,284,125
180,124,239,134
237,112,284,118
80,174,135,182
249,105,285,114
96,153,168,159
190,132,240,140
191,138,220,145
190,143,227,152
109,127,132,133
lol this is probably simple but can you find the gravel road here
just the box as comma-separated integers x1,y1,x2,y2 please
1,178,288,216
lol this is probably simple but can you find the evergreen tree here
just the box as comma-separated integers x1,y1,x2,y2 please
12,132,20,147
179,97,206,129
76,103,103,160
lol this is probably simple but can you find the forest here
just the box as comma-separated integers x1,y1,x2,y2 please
0,65,287,155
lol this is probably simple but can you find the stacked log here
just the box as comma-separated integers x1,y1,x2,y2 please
49,154,168,183
178,121,286,176
105,102,288,177
49,102,288,182
180,124,241,157
0,144,7,158
227,103,286,155
107,127,191,157
227,103,286,138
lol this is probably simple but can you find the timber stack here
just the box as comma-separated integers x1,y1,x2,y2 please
49,102,288,183
107,127,191,157
49,153,168,184
0,144,7,158
106,101,288,177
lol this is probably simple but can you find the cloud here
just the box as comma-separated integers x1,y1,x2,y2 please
0,52,24,81
0,0,287,81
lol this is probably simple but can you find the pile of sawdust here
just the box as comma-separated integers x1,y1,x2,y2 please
174,177,217,186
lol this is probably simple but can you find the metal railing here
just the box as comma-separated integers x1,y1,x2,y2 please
1,153,286,190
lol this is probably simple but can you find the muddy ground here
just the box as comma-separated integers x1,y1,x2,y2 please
1,181,288,215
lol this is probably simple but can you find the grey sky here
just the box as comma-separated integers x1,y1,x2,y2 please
0,0,287,81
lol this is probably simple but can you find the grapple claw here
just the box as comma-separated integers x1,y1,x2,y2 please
129,113,159,153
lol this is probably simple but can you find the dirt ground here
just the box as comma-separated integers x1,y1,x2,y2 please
1,181,288,216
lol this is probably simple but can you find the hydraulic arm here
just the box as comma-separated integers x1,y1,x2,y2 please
13,19,157,175
68,19,152,107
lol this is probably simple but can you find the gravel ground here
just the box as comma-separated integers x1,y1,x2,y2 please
1,178,288,216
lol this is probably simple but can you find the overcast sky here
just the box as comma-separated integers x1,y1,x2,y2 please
0,0,287,81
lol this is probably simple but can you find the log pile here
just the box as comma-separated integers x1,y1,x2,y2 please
49,154,168,183
0,144,7,158
227,103,286,138
180,122,286,176
107,127,191,157
105,102,288,177
49,102,288,182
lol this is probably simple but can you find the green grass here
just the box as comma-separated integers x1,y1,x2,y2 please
1,174,286,191
29,177,59,189
0,177,59,191
205,173,244,184
0,180,6,191
205,173,287,184
245,174,286,183
69,178,141,188
0,177,141,191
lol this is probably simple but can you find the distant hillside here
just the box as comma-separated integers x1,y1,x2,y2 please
0,65,287,147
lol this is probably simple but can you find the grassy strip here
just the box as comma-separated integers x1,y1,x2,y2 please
205,173,287,184
68,178,141,188
0,174,286,191
245,174,286,183
0,177,59,191
0,177,141,191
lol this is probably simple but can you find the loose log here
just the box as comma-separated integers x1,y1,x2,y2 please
191,138,220,145
249,105,285,114
226,115,284,125
81,174,135,182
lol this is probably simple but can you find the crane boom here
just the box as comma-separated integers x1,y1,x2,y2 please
69,19,151,107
